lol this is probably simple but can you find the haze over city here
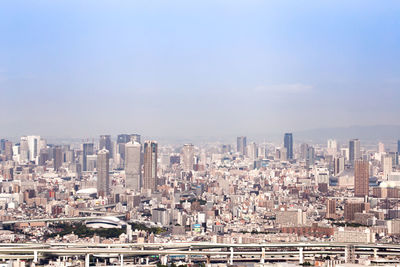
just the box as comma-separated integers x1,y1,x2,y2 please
1,1,400,139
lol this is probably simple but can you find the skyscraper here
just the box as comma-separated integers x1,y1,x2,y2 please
327,139,338,155
19,136,29,163
53,146,63,171
236,136,247,155
326,199,336,219
82,142,94,171
4,141,13,161
99,135,112,158
125,141,141,191
182,144,194,172
27,135,40,162
398,140,400,154
383,156,393,180
284,133,293,160
354,159,369,197
97,149,110,197
143,141,157,191
334,156,345,176
349,139,361,165
247,142,258,161
306,146,315,167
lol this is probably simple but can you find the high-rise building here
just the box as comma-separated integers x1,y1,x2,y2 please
300,143,309,160
53,146,63,171
236,136,247,155
383,156,393,180
182,144,194,172
247,142,258,161
0,139,6,152
4,141,13,161
334,156,345,176
125,141,141,191
99,135,112,158
327,139,338,155
349,139,361,165
354,159,369,197
326,199,336,219
143,141,157,191
284,133,293,160
27,135,40,162
82,143,94,171
97,149,110,197
19,136,29,163
117,134,132,164
306,146,315,167
397,140,400,154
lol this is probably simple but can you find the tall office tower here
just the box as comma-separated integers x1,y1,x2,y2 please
284,133,293,160
334,156,345,176
326,199,336,219
53,146,63,170
19,137,29,163
125,141,141,191
117,134,131,163
27,135,40,162
236,136,247,155
39,148,49,166
82,143,94,171
398,140,400,154
387,152,399,166
130,134,141,143
0,139,6,152
97,149,110,197
143,141,158,191
349,139,361,165
258,145,267,159
181,144,195,172
99,135,113,158
247,142,258,161
327,139,338,155
306,146,315,167
383,156,393,180
300,143,309,160
4,141,13,161
378,142,385,153
354,159,369,197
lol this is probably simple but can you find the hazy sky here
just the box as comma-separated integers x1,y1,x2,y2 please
1,1,400,139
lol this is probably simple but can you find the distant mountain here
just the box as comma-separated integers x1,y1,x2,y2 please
294,125,400,144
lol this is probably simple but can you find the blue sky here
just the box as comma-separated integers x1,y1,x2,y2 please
1,0,400,139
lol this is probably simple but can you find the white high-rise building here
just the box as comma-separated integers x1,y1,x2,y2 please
27,135,40,162
247,142,258,161
19,136,29,163
383,156,393,180
125,141,142,191
327,139,338,155
182,144,194,172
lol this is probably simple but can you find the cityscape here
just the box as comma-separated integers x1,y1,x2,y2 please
2,0,400,267
0,135,400,266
